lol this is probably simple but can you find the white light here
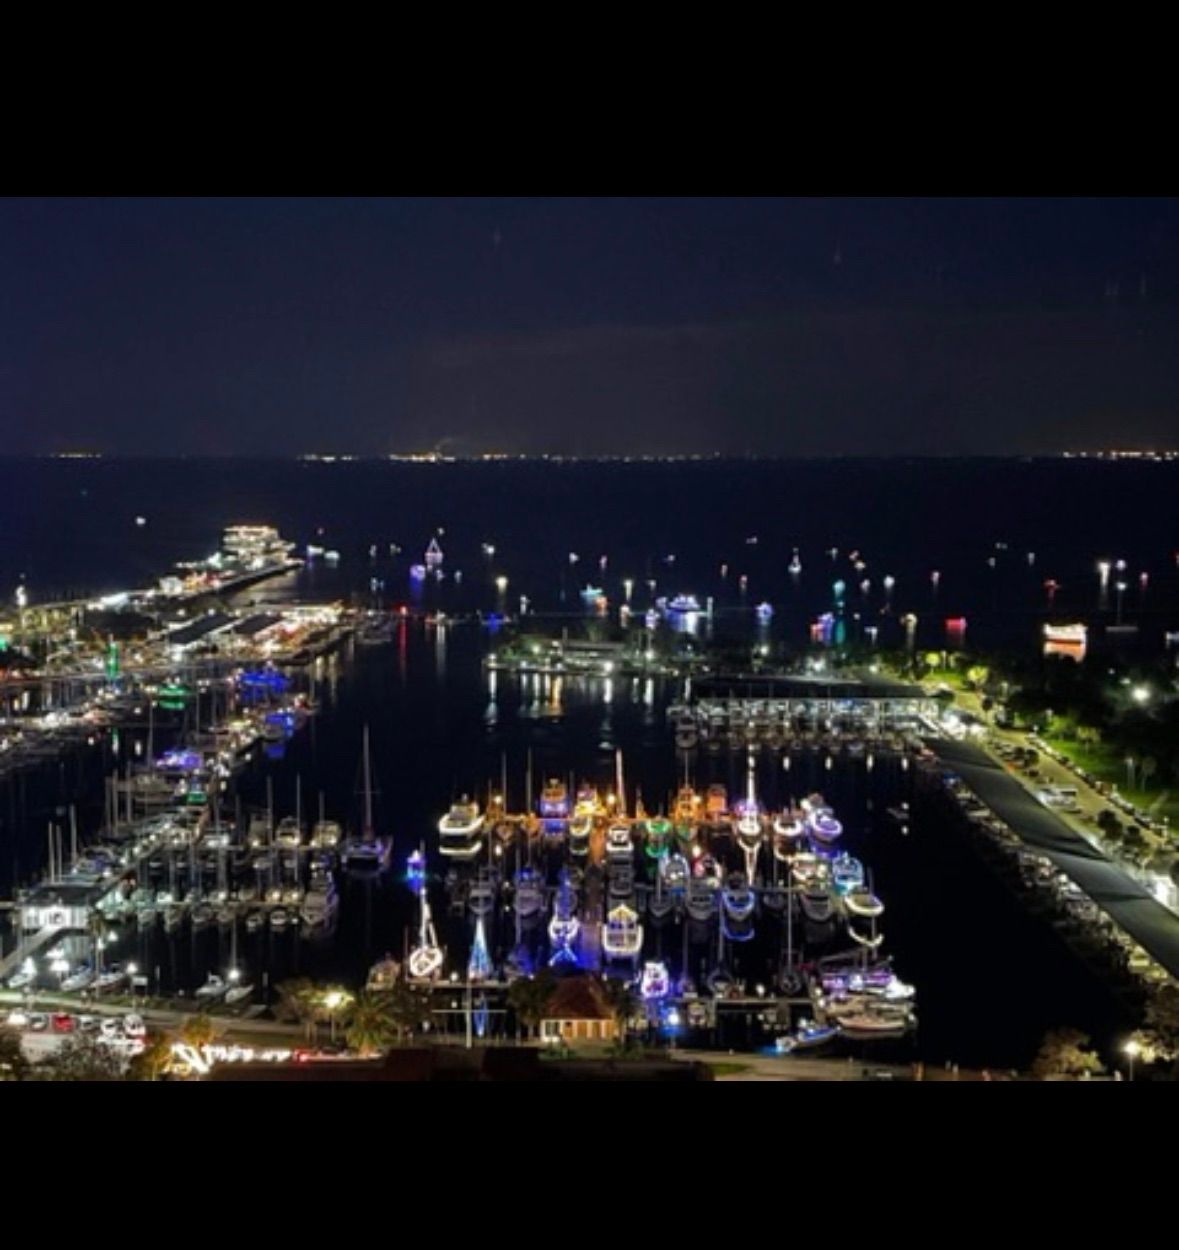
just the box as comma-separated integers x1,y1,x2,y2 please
1132,685,1150,704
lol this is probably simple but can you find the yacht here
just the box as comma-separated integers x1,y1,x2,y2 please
705,784,730,830
367,954,402,991
225,981,254,1006
775,1021,840,1053
606,822,633,862
800,883,835,924
602,902,643,961
720,873,756,942
675,715,698,751
843,888,885,919
274,817,302,849
539,779,570,822
644,816,672,860
831,853,864,895
671,785,700,849
438,796,485,860
301,871,339,933
685,877,718,923
194,973,229,1001
513,867,546,920
269,906,290,931
660,852,690,894
311,820,342,849
639,960,670,1000
340,726,392,872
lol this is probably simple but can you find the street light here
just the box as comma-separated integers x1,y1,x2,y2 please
1124,1038,1141,1082
323,990,346,1044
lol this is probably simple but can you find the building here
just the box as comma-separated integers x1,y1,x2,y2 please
539,975,618,1045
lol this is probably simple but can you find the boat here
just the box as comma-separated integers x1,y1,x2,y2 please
831,853,865,895
269,906,290,931
163,904,183,932
602,903,643,960
693,853,722,886
606,822,633,862
772,810,805,860
675,714,698,751
608,859,635,901
274,816,302,849
847,921,885,949
644,816,671,859
311,820,342,849
514,867,546,919
800,883,835,924
438,796,485,860
844,888,884,918
408,888,444,983
224,981,254,1006
809,811,843,846
539,779,570,821
704,784,730,829
340,725,392,872
665,594,701,615
467,869,496,918
569,810,593,856
301,871,339,932
720,873,756,942
191,903,215,930
660,852,690,893
790,853,825,886
245,909,264,933
547,870,580,964
671,785,700,848
468,916,493,983
639,960,670,1000
61,967,95,993
194,973,229,1001
685,877,718,922
424,536,444,569
775,1021,840,1053
834,1009,914,1040
367,954,402,991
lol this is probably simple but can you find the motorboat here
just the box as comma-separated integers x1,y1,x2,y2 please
831,853,864,895
467,869,497,918
799,883,835,924
438,796,485,860
224,981,254,1006
245,909,264,933
639,960,670,1000
685,877,718,923
834,1009,914,1040
61,967,95,993
514,867,546,919
367,954,402,991
721,873,756,942
606,823,633,862
602,903,643,960
665,594,701,615
704,784,729,829
194,973,229,1001
568,809,593,857
790,853,825,886
608,860,635,901
274,816,302,849
191,903,215,930
772,811,805,860
775,1021,840,1053
311,820,342,849
539,779,570,821
844,888,884,918
671,785,701,848
660,852,690,893
847,920,885,949
644,816,672,859
269,906,290,931
693,853,722,887
301,873,339,932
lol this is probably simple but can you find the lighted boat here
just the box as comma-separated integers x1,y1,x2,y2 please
844,888,884,918
245,909,264,933
639,960,670,1000
671,785,701,847
685,877,718,922
831,853,864,895
790,853,825,886
644,816,672,859
665,594,701,614
834,1009,913,1040
847,921,885,949
367,954,402,991
721,872,756,942
467,868,497,918
661,852,690,893
301,872,339,932
539,779,570,820
775,1021,840,1053
809,811,843,846
468,916,493,983
602,903,643,960
547,870,581,960
606,823,634,861
799,883,835,924
704,784,730,829
408,890,444,982
424,536,444,568
569,811,592,856
609,859,635,901
311,820,342,849
274,816,302,849
438,796,485,860
675,715,698,751
340,727,392,872
693,853,722,886
772,814,805,862
513,866,546,919
756,602,774,621
269,906,290,931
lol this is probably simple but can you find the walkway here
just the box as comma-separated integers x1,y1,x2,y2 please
926,736,1179,980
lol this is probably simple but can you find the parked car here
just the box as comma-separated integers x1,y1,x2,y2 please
50,1013,76,1034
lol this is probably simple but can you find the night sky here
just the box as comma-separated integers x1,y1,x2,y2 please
2,197,1178,457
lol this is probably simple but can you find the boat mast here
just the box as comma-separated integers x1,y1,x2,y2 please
362,724,373,839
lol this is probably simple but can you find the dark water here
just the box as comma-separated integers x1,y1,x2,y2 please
2,456,1167,1066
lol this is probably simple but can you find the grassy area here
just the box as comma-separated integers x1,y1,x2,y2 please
706,1062,752,1078
1041,732,1179,826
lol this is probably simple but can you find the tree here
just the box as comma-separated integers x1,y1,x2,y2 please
385,981,432,1043
1145,984,1179,1065
507,971,556,1042
344,992,396,1056
34,1034,127,1082
599,977,640,1044
127,1031,175,1082
178,1014,217,1049
0,1024,30,1082
1030,1028,1105,1080
275,978,320,1041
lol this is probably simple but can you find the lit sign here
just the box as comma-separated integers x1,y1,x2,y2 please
171,1043,295,1074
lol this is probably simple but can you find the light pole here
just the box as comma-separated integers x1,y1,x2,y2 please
323,990,345,1045
1124,1039,1141,1082
1115,581,1127,626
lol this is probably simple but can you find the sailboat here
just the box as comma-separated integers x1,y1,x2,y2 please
340,726,392,871
467,916,493,983
547,869,580,966
735,758,764,882
408,880,444,982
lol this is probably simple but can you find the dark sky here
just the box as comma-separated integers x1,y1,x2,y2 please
2,197,1178,456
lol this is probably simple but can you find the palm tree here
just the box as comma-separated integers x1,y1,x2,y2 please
600,977,639,1046
386,981,432,1044
506,971,556,1042
178,1013,217,1049
275,977,320,1041
127,1030,174,1082
344,992,396,1057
